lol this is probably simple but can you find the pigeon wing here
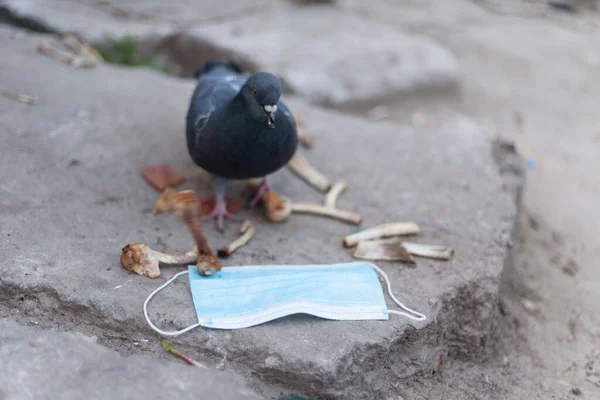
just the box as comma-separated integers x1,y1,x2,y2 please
186,68,250,154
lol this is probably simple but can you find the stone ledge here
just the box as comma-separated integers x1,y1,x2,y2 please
0,28,520,399
0,319,262,400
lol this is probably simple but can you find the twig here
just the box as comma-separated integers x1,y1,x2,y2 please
37,40,74,65
37,39,100,69
1,89,37,105
152,188,221,275
350,238,453,261
351,238,415,263
162,340,206,368
434,349,444,374
62,35,87,55
71,56,100,69
298,133,314,149
217,220,255,257
153,188,197,215
120,243,197,279
324,180,348,208
260,190,360,225
262,191,292,222
184,208,221,276
291,109,313,149
62,34,102,60
402,242,454,260
287,153,331,193
343,222,420,248
290,201,362,225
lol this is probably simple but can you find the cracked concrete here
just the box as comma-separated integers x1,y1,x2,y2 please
0,20,520,399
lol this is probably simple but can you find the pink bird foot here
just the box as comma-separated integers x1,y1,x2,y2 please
250,178,273,207
203,197,238,231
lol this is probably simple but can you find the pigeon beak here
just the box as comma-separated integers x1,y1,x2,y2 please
263,105,277,128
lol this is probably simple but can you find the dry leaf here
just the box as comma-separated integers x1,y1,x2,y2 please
141,165,185,192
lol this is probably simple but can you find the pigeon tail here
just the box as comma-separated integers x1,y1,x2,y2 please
194,60,244,79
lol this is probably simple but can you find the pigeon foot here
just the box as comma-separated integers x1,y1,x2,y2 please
203,197,238,231
250,177,273,207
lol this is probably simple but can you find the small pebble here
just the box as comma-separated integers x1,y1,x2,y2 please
294,235,308,243
522,299,539,313
570,387,582,396
411,112,426,126
528,217,539,231
562,259,579,276
366,105,390,121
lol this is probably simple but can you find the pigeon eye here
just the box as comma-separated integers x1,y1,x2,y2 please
252,88,258,96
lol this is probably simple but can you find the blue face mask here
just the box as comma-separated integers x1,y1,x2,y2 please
144,262,426,336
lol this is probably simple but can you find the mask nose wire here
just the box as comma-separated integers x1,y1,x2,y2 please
143,270,204,337
369,264,427,321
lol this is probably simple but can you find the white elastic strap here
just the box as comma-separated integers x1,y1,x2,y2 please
369,264,427,321
143,270,201,337
144,266,426,335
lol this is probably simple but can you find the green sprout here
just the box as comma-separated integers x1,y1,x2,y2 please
93,35,166,72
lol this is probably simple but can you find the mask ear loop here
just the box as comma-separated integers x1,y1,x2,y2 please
143,270,203,336
369,264,427,321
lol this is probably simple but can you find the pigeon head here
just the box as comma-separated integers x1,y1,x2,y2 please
242,72,282,128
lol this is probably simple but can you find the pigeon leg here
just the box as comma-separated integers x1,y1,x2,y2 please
203,176,237,231
250,176,272,207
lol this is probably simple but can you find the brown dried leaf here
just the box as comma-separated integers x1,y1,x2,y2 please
140,164,185,192
199,197,243,216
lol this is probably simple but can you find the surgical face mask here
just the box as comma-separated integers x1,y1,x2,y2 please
144,262,426,336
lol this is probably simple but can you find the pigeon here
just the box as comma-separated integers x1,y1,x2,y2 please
186,61,298,230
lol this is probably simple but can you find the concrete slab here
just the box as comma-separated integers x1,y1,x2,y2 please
0,0,266,39
0,29,520,399
0,319,262,400
0,0,459,106
186,4,459,106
